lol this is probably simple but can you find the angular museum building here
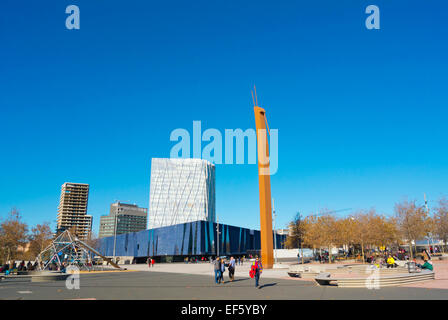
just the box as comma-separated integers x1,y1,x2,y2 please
97,220,286,262
148,158,216,229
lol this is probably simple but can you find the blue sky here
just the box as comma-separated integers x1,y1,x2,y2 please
1,0,447,233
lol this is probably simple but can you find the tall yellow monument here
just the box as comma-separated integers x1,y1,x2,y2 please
252,86,274,269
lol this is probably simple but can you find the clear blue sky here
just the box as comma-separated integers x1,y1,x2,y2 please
1,0,447,234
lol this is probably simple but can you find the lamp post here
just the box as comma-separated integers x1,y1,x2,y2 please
272,198,278,265
113,214,120,263
297,212,304,265
216,215,220,258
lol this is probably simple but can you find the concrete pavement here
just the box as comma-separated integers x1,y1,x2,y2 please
1,270,448,300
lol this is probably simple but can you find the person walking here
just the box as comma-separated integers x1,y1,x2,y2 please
251,256,263,288
147,257,152,268
228,256,236,281
220,258,226,283
213,257,221,285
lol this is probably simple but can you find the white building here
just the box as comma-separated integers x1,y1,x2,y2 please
148,158,216,229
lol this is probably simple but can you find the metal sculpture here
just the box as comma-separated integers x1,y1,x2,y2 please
252,86,274,269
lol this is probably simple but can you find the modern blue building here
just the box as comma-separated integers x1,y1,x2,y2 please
97,220,286,262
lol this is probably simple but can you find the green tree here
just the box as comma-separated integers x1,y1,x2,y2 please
284,212,305,249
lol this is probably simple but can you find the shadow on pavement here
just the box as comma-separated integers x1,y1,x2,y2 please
259,283,277,289
228,278,250,283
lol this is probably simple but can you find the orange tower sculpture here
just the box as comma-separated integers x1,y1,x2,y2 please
252,86,274,269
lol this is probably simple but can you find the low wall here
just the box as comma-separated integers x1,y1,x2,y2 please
274,249,314,258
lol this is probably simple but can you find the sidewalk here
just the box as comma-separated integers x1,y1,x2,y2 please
124,262,295,279
121,259,448,289
401,259,448,289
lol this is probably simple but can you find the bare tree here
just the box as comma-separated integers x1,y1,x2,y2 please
302,215,324,258
319,214,337,263
84,231,99,250
351,211,374,263
394,199,429,259
29,222,53,258
434,197,448,253
0,208,29,263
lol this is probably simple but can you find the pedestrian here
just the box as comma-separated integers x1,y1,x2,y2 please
151,258,155,267
228,256,236,281
220,258,226,283
297,251,301,264
213,257,221,284
250,256,263,288
147,257,151,268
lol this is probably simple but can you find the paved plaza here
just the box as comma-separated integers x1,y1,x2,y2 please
1,260,448,300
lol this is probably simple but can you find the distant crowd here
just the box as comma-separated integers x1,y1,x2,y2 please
0,260,39,275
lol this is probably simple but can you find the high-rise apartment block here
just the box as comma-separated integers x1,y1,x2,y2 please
56,182,92,240
149,158,215,229
99,202,148,238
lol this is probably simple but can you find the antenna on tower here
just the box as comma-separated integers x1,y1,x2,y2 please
251,85,270,136
251,85,257,107
424,193,429,213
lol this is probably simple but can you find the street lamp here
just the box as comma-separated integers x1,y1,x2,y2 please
272,198,278,265
113,214,120,263
297,212,304,265
216,214,221,258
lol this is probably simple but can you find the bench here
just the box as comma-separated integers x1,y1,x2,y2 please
288,271,321,279
315,270,435,288
1,271,70,283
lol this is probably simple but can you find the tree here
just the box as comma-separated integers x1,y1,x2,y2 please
302,215,323,256
84,231,99,250
29,222,53,259
351,211,374,263
0,208,29,263
334,217,357,257
434,197,448,253
394,199,430,259
377,216,401,249
318,214,338,263
284,212,305,249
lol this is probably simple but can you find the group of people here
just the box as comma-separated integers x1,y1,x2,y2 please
0,260,40,274
313,252,333,264
366,248,434,271
214,256,235,284
147,257,155,268
213,256,263,288
415,249,434,271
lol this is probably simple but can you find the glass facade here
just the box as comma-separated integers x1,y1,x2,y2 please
97,220,286,258
149,158,215,229
99,202,148,238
